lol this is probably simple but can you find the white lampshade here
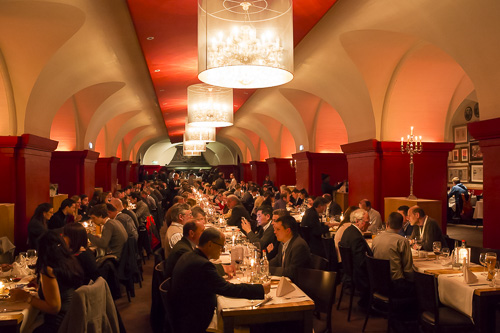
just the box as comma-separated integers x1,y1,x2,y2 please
183,150,202,156
185,122,216,142
183,136,207,152
198,0,294,89
187,84,233,127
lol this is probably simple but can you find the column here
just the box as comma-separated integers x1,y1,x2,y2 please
240,163,252,183
266,158,296,188
292,151,348,197
469,118,500,249
51,150,100,198
117,160,132,188
95,157,119,193
249,161,269,186
130,163,139,183
0,134,58,249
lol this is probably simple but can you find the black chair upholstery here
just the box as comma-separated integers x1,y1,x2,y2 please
159,278,175,333
414,271,475,332
150,260,167,333
363,254,392,332
296,267,337,333
337,244,356,321
299,226,311,244
322,236,340,272
310,253,329,271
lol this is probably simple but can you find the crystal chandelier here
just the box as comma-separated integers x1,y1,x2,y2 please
198,0,294,89
187,83,233,127
185,121,216,142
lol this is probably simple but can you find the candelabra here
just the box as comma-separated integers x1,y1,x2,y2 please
401,126,423,200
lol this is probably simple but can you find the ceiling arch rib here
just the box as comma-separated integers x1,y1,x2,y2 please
218,127,258,162
125,128,157,163
109,114,152,156
234,115,278,157
216,136,244,164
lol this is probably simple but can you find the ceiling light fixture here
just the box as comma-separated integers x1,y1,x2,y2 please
183,135,207,152
197,0,294,89
185,121,216,142
183,150,202,156
187,83,233,127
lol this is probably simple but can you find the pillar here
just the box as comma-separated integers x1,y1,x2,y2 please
0,134,58,249
51,150,100,198
469,118,500,249
249,161,269,186
117,160,132,188
130,163,139,183
95,157,119,192
292,151,347,197
240,163,252,183
266,158,296,188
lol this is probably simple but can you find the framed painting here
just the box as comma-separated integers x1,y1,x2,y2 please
460,147,468,162
452,149,459,163
469,142,483,161
448,166,469,183
470,164,483,183
454,125,468,143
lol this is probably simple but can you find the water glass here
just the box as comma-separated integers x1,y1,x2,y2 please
432,241,442,262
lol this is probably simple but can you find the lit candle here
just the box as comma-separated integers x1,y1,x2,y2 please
232,235,235,246
250,258,255,267
401,137,404,149
410,126,414,136
340,213,344,221
0,281,4,294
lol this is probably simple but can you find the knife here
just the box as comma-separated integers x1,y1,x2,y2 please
252,297,272,309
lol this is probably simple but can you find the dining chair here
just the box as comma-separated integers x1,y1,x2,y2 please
363,254,392,332
337,244,356,321
321,236,340,272
159,277,175,333
413,271,475,333
150,260,167,333
310,253,329,271
299,225,311,244
295,267,337,333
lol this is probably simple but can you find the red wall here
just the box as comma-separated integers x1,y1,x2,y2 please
117,160,132,187
266,158,296,187
215,165,239,181
95,157,119,192
250,161,269,186
292,151,348,197
130,163,139,183
240,163,252,183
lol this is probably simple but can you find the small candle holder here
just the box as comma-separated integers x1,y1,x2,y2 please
401,126,423,200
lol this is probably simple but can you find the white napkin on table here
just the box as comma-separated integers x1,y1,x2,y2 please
11,262,30,277
276,276,295,297
462,264,478,284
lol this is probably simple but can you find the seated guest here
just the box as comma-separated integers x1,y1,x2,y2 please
68,195,83,223
129,192,150,225
296,189,308,207
89,189,103,207
100,191,113,204
290,188,300,206
334,206,359,262
63,223,100,285
339,208,372,308
269,215,311,281
159,195,185,247
408,206,446,252
87,204,128,259
447,177,469,219
372,212,414,296
305,197,314,209
165,220,205,278
241,187,258,213
301,197,336,257
48,199,76,231
226,195,253,232
171,228,269,332
241,205,278,260
397,205,413,237
273,189,290,210
191,205,207,224
9,231,83,333
250,195,266,217
28,203,53,250
108,200,138,240
164,203,192,258
119,197,139,229
79,194,90,221
323,193,342,217
359,199,383,234
261,191,275,208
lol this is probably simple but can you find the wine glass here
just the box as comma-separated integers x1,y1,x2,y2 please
27,249,37,270
479,252,487,275
441,248,450,263
485,252,497,281
432,241,442,262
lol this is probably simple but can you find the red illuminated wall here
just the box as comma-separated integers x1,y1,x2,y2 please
51,150,99,198
117,160,132,187
292,152,348,196
0,135,58,250
250,161,269,186
130,163,140,183
95,157,119,192
266,158,296,187
240,163,252,183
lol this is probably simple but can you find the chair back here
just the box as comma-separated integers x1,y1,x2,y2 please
414,271,439,321
159,278,175,332
322,236,340,272
365,254,391,296
153,247,165,266
338,244,354,278
299,226,311,244
310,253,329,271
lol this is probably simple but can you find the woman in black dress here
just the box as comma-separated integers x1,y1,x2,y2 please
27,203,53,250
63,223,100,284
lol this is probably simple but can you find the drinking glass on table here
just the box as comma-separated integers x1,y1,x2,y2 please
432,241,442,262
479,252,487,275
441,248,450,263
27,249,37,270
485,252,497,281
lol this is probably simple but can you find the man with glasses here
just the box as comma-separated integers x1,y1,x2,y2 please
164,203,192,258
171,228,270,332
241,205,278,260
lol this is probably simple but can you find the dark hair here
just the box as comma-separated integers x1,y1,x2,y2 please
32,203,53,221
90,189,102,204
171,203,190,222
80,194,88,201
313,197,328,208
106,203,117,212
272,209,289,218
322,193,332,202
89,204,108,218
191,206,206,217
412,207,426,218
256,205,273,217
130,192,142,201
198,228,222,246
63,223,88,253
276,215,298,235
100,191,111,203
60,198,75,211
299,189,308,196
388,212,404,230
292,188,300,194
183,221,199,237
36,231,83,288
397,205,410,216
173,196,184,204
362,199,372,208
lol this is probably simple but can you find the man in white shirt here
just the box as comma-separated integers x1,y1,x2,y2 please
359,199,383,234
164,203,192,258
241,205,278,260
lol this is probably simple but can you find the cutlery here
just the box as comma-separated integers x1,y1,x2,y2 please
284,295,306,300
469,283,488,287
252,297,272,309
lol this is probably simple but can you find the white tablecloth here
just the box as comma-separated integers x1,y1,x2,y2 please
473,200,483,219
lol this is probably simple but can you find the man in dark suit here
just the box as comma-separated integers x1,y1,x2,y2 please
408,206,446,251
48,198,76,230
241,205,278,260
166,173,180,207
241,187,257,213
214,172,226,190
301,197,336,257
171,228,269,332
269,215,311,281
339,208,372,307
226,195,253,232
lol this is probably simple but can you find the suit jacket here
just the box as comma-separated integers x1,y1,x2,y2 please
227,204,252,231
134,200,150,224
339,225,373,293
328,201,342,217
300,207,329,257
27,217,47,250
171,249,264,332
410,217,446,252
214,177,226,190
245,223,278,260
48,210,69,230
164,237,194,278
269,235,311,281
241,192,254,213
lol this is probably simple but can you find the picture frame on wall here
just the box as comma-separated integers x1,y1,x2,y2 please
452,149,459,163
460,147,468,162
469,142,483,161
470,164,483,183
454,125,468,143
448,166,469,183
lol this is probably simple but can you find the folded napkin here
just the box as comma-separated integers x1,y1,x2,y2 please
11,262,30,277
463,264,478,284
276,276,295,297
0,237,15,254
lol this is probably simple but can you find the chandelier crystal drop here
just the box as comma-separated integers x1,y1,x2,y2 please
198,0,294,89
187,83,233,127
